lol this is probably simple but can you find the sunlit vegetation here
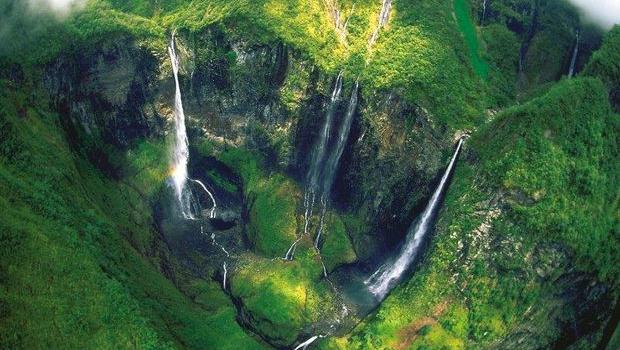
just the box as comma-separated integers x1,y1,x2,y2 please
327,76,619,349
0,82,267,349
1,0,618,348
454,0,489,78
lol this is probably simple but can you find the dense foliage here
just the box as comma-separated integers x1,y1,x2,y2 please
1,0,618,349
0,82,268,349
329,77,619,350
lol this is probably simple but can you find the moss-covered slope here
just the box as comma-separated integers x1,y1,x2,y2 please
323,77,619,349
0,82,268,349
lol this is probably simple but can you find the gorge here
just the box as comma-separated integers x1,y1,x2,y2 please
1,0,619,350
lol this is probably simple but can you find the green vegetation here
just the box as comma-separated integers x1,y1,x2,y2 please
330,77,619,349
321,213,357,272
2,0,487,129
203,143,300,257
0,82,267,349
481,23,520,106
475,77,619,279
584,26,620,110
206,169,238,192
585,26,620,86
2,0,618,348
453,0,489,78
196,139,358,346
230,250,328,346
360,0,484,127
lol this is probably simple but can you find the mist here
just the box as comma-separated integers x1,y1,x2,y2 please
27,0,85,17
0,0,84,57
567,0,620,30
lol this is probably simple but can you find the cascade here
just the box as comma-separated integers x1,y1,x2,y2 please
293,335,323,350
222,262,228,290
190,179,217,218
568,30,580,78
315,196,328,249
368,0,392,47
481,0,488,24
168,34,217,219
285,73,344,260
321,81,359,197
365,138,464,300
306,72,344,193
314,81,359,249
287,78,359,262
168,34,193,219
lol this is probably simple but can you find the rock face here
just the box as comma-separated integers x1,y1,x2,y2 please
159,28,454,262
32,20,616,349
44,36,164,149
38,28,455,346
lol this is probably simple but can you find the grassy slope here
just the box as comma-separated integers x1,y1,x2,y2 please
319,77,619,349
0,83,268,349
195,140,356,346
1,0,584,348
453,0,488,78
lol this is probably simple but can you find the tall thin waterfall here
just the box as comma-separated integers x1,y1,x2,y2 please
368,0,392,47
168,35,217,219
285,73,344,260
307,72,344,193
365,138,464,299
168,35,194,219
481,0,488,24
293,335,323,350
321,81,359,196
568,30,580,78
314,81,359,248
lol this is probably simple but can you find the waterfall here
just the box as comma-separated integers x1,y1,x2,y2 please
285,73,344,260
168,34,217,219
368,0,392,47
293,335,323,350
315,196,328,249
190,179,217,218
321,81,359,197
168,35,194,219
314,81,359,249
222,262,228,290
306,72,344,192
365,138,464,300
481,0,488,24
568,30,580,78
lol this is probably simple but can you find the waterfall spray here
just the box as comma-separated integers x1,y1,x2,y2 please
365,138,464,299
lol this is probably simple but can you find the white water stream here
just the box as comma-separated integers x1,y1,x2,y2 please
568,30,580,78
368,0,392,47
365,138,464,299
168,34,217,219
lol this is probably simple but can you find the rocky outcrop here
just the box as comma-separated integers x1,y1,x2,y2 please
44,36,163,149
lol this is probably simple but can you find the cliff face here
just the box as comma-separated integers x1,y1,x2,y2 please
1,1,618,349
346,77,619,350
43,26,452,262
